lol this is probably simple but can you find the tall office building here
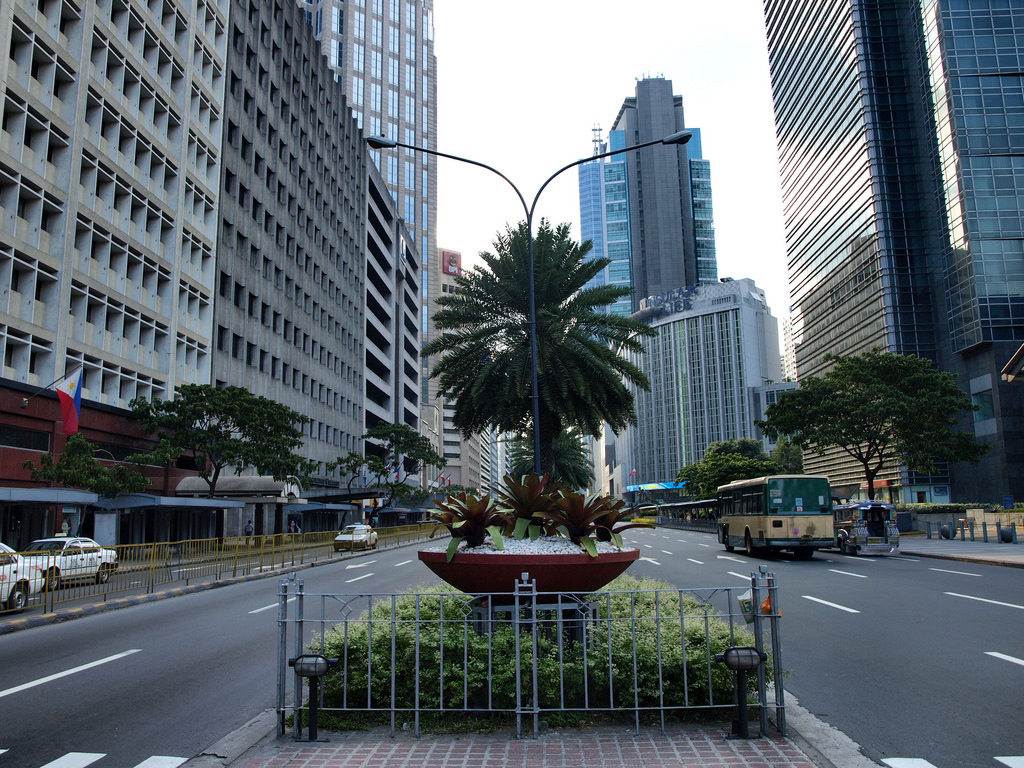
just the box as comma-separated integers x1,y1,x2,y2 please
302,0,438,457
764,0,1024,501
606,77,717,310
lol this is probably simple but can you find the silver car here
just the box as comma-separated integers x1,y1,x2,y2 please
333,524,378,551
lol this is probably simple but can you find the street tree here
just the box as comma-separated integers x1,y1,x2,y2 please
326,450,367,495
771,434,804,474
130,384,316,497
362,422,445,506
757,349,987,499
23,433,151,498
423,220,655,476
509,429,594,491
675,439,779,499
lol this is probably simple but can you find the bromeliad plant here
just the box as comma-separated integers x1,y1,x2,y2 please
429,492,511,561
429,473,654,560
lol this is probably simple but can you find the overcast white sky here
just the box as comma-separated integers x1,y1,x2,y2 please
431,1,792,320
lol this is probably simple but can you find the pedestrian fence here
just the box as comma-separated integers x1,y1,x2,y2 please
1,524,434,615
277,566,786,739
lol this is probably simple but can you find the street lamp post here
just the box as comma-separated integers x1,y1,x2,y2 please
367,129,692,475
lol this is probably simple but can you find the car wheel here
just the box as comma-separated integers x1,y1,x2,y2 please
96,565,112,584
6,583,28,612
44,568,60,592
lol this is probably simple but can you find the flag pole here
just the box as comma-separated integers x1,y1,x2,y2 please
20,363,84,408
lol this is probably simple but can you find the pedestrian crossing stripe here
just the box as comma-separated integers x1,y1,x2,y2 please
6,752,187,768
883,759,1024,768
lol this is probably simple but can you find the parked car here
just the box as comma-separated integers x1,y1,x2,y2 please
0,542,44,612
21,537,119,590
333,524,378,551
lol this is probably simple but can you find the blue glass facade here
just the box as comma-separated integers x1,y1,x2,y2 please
765,0,1024,501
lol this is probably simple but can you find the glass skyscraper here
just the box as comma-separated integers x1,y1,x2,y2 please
764,0,1024,501
578,79,717,315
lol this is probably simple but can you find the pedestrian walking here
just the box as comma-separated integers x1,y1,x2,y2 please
244,520,254,547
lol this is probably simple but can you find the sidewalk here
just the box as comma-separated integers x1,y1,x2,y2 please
898,531,1024,568
201,720,824,768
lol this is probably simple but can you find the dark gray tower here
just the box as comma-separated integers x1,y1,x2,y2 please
612,78,701,308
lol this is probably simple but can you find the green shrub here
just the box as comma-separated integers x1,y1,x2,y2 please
316,574,767,717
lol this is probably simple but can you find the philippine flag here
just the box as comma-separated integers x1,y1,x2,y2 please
630,468,637,477
54,368,82,435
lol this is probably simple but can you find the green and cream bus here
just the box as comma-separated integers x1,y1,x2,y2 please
716,475,834,560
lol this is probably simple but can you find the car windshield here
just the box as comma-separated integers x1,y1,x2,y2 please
342,526,363,532
23,541,65,553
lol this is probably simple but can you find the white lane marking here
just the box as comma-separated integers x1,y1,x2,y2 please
896,556,920,562
661,550,673,555
996,758,1024,767
250,597,295,615
697,543,711,548
346,560,377,569
687,558,704,565
345,573,373,583
718,555,745,563
882,760,938,767
727,572,750,581
946,592,1024,610
828,569,867,579
929,567,981,577
802,596,859,613
134,758,189,768
394,559,413,566
639,557,661,566
0,650,142,699
987,652,1024,668
40,754,106,768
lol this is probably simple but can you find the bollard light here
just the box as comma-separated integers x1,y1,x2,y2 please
715,645,767,738
289,654,338,741
716,646,767,672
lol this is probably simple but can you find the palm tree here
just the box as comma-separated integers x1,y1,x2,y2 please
509,429,595,491
424,219,655,476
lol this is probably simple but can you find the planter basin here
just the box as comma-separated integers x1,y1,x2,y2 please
417,548,640,595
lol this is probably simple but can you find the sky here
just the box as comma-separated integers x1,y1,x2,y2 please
431,0,792,320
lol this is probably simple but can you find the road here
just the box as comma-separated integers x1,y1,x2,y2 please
1,531,1022,767
624,526,1024,768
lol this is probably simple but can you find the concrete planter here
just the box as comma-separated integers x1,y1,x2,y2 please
417,547,639,595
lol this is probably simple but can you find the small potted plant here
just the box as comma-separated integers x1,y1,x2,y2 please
417,474,653,594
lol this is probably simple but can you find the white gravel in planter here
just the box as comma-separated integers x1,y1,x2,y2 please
420,536,636,555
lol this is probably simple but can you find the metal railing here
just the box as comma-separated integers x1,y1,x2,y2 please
277,566,785,739
1,524,435,616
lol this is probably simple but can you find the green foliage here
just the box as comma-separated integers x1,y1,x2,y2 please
326,450,366,494
363,422,446,506
771,434,804,474
22,433,150,498
757,349,987,499
423,220,655,476
676,439,779,499
488,472,562,539
509,430,595,490
129,384,314,497
317,575,763,718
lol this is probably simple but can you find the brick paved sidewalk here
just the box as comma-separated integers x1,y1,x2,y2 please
230,724,820,768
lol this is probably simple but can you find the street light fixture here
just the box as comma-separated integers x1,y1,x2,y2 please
367,129,692,475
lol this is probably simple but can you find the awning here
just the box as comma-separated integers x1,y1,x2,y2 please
0,488,99,505
93,493,246,510
1002,342,1024,382
283,502,358,513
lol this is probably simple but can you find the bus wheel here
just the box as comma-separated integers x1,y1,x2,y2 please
745,531,756,555
792,548,814,560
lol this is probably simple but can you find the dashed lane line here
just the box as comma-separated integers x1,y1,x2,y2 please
802,596,859,613
0,649,141,699
945,592,1024,610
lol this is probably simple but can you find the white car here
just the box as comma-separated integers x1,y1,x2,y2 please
334,524,378,551
0,542,44,612
21,537,118,591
